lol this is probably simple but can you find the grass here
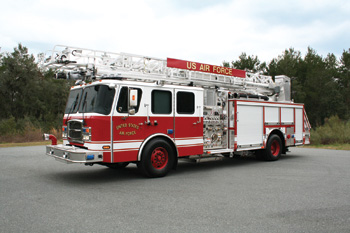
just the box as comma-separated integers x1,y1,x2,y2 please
311,116,350,145
0,125,62,147
0,140,63,148
303,144,350,151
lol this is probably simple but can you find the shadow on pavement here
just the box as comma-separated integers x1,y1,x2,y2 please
43,153,302,184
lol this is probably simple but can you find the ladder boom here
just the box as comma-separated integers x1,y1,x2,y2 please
39,45,290,99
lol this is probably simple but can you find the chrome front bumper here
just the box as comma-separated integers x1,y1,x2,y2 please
46,144,103,164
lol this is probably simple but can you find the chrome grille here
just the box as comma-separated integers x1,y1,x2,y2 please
68,120,83,142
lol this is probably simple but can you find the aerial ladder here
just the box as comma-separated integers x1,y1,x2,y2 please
39,45,291,102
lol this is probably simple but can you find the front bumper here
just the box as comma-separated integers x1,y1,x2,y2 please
46,144,103,164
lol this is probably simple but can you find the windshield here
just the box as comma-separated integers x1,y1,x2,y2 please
64,85,115,115
78,85,115,115
65,89,83,114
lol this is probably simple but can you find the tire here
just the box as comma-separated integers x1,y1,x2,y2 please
137,138,175,178
263,134,282,161
105,162,129,169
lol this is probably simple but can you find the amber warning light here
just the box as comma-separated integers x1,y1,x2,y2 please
167,58,246,78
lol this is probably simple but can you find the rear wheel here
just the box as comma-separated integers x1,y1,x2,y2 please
138,138,175,178
263,134,282,161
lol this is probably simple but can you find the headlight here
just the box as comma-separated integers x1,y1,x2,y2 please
82,127,91,142
62,126,67,139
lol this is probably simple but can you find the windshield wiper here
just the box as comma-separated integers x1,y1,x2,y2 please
65,95,79,125
81,92,88,126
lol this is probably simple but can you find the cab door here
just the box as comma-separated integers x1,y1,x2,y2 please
144,87,175,140
112,86,145,163
174,89,203,157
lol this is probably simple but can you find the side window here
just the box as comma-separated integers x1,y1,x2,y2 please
152,90,172,114
177,91,195,114
117,87,142,113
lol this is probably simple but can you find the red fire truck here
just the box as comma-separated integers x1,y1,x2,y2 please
41,45,311,177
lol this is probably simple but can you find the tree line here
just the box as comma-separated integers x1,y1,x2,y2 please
0,44,349,141
0,44,71,137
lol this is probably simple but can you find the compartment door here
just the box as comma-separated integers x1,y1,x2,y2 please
236,104,263,149
295,108,303,144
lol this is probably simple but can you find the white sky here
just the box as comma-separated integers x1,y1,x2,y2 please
0,0,349,65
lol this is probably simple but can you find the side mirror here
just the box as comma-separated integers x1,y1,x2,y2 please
129,89,138,107
128,108,136,115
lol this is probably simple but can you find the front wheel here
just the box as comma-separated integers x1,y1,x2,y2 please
137,138,175,178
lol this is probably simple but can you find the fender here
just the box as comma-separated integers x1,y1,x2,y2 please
137,133,179,161
266,128,286,153
266,128,285,141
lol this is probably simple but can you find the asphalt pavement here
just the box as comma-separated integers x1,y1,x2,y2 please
0,146,350,233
